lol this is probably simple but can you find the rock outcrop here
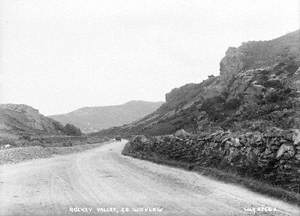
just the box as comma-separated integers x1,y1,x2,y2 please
94,30,300,138
220,29,300,83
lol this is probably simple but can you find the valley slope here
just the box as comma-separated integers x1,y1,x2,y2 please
50,100,163,133
93,30,300,138
0,104,82,146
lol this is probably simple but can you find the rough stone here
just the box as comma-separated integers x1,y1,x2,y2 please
125,129,300,193
276,144,295,159
174,129,191,138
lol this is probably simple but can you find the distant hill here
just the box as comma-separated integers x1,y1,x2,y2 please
50,101,163,133
92,29,300,138
0,104,81,140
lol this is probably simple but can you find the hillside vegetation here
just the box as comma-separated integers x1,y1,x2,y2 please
117,30,300,202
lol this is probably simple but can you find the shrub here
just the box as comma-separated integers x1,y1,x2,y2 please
63,124,82,136
224,98,242,110
63,140,73,147
53,121,65,132
200,96,226,121
263,80,284,89
264,88,292,103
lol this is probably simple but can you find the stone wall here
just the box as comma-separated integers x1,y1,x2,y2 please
123,128,300,193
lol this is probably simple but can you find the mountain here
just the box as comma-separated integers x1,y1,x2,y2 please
0,104,81,140
93,30,300,138
50,101,163,133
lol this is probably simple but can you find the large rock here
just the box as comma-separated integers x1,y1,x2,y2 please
131,135,149,144
174,129,191,138
293,129,300,145
219,47,245,83
276,144,295,159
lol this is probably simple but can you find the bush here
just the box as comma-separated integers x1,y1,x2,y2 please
224,98,242,110
53,121,65,132
63,140,73,147
200,96,226,121
265,88,292,103
63,124,82,136
263,80,284,89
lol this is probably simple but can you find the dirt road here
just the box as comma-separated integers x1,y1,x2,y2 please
0,140,299,216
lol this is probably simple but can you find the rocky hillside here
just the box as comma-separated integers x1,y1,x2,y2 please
121,30,300,202
50,101,163,133
0,104,82,142
94,30,300,138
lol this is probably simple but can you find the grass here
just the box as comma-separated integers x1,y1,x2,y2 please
0,140,112,165
122,148,300,206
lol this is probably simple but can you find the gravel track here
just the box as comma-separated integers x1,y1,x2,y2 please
0,140,299,216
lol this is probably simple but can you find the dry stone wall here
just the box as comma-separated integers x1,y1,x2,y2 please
123,128,300,193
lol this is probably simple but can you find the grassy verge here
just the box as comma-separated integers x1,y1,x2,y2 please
122,149,300,206
0,141,112,165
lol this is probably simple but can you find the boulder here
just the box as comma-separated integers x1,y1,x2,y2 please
4,144,11,148
131,135,149,144
292,129,300,145
0,144,12,150
174,129,191,138
276,144,295,159
231,137,241,147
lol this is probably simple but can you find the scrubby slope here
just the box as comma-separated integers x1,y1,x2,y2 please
0,104,82,146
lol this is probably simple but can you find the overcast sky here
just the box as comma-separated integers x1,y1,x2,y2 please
0,0,299,115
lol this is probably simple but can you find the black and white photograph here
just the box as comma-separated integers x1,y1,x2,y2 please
0,0,299,215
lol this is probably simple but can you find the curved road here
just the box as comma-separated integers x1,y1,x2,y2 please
0,140,299,216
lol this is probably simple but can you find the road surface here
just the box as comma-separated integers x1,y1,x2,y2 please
0,140,299,216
